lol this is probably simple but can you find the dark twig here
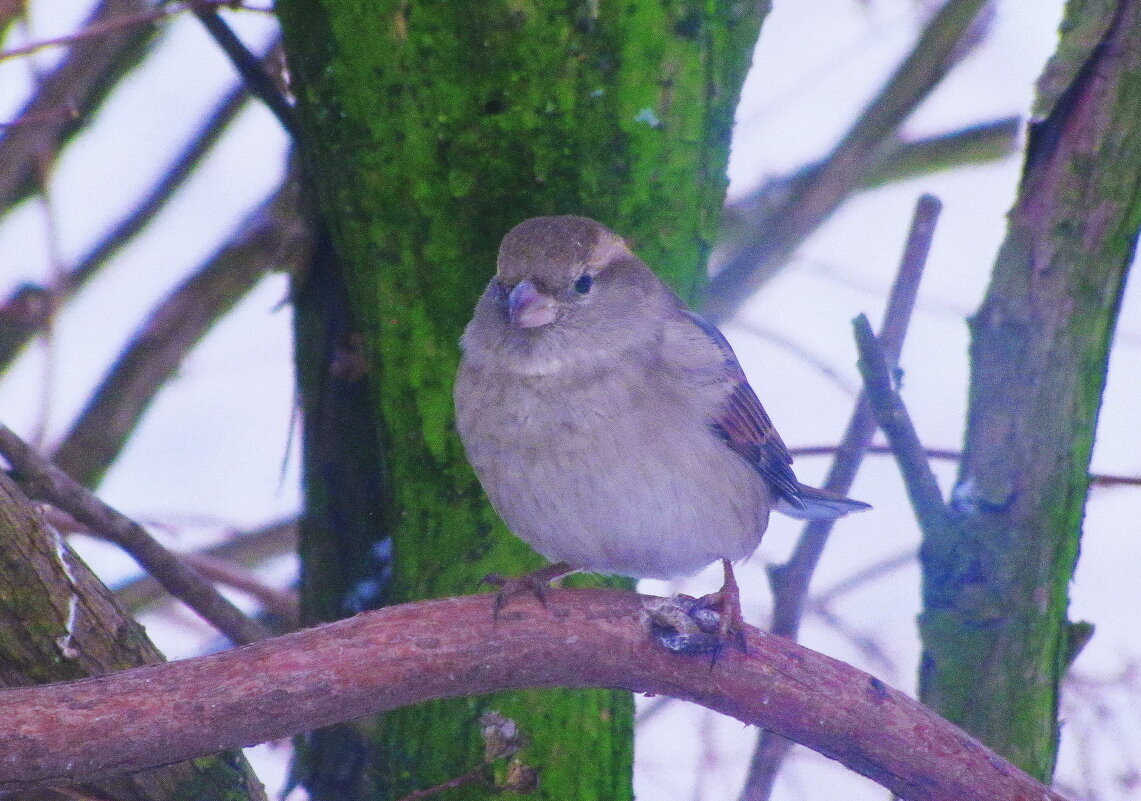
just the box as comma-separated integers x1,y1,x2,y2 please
706,0,990,322
853,314,954,536
0,423,271,646
742,195,941,801
50,170,310,488
395,764,490,801
193,7,298,137
788,444,961,462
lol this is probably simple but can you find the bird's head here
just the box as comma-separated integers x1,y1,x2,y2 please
461,215,670,377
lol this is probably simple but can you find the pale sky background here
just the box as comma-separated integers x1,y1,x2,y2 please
2,0,1139,799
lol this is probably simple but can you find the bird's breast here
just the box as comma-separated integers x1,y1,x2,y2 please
455,362,772,579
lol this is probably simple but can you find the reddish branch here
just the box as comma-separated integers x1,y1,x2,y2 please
0,590,1067,801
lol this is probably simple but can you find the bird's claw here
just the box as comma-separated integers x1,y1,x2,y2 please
480,562,572,619
643,560,749,661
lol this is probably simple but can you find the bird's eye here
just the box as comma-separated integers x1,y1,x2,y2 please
573,274,594,294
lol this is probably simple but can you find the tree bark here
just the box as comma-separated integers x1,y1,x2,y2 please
275,1,768,798
920,0,1141,780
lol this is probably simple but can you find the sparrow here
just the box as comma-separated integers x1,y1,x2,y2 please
454,215,869,644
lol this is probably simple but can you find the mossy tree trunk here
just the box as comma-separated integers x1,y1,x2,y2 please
920,0,1141,781
276,2,768,799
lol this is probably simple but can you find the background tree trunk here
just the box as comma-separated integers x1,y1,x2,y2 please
920,0,1141,780
276,1,768,798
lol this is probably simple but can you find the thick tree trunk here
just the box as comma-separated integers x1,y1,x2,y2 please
920,0,1141,780
277,1,768,798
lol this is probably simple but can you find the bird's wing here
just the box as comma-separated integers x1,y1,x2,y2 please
665,307,804,509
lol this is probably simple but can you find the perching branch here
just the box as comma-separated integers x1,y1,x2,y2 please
0,590,1069,801
742,194,941,801
0,423,271,646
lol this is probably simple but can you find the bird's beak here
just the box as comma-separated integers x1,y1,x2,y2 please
507,279,557,328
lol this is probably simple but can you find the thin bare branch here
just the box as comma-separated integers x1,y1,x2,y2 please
0,590,1071,801
68,77,253,290
0,423,271,645
853,314,953,535
742,195,941,801
112,517,297,612
179,552,298,626
193,7,297,136
789,444,1141,490
809,549,917,607
0,0,256,62
862,117,1021,190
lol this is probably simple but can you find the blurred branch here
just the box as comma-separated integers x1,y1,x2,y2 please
50,169,310,488
68,78,253,289
741,195,941,801
722,118,1018,257
862,117,1020,190
0,46,284,378
788,444,961,462
0,590,1072,801
706,0,993,322
112,516,297,611
730,321,860,396
0,284,52,371
179,551,299,625
809,549,918,608
0,0,158,213
0,423,271,645
0,0,256,62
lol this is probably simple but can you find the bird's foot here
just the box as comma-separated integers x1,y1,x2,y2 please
480,562,573,618
692,559,748,655
645,559,748,659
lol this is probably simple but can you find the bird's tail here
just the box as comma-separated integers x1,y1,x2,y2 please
776,483,872,521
